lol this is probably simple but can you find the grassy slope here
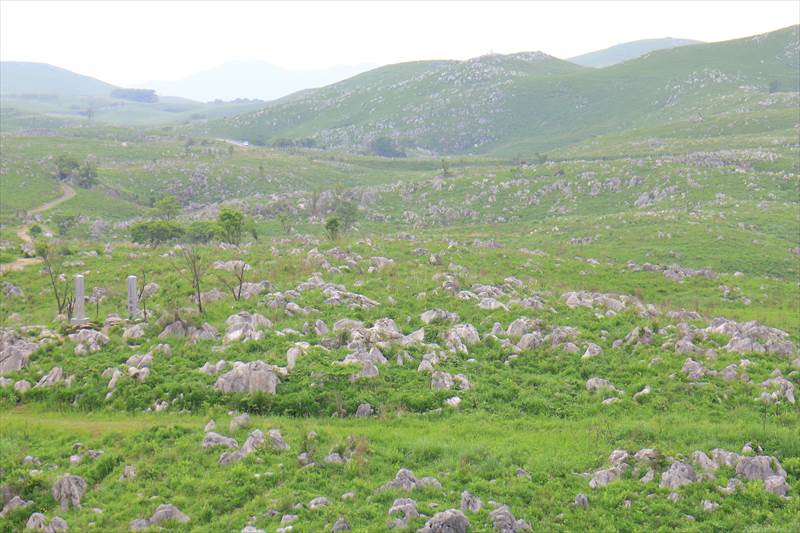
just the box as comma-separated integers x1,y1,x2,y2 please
205,26,799,155
1,232,798,531
2,407,798,533
0,29,798,531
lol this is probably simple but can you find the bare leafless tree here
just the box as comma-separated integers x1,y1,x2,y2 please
216,260,248,301
137,269,150,321
35,240,75,317
174,246,209,314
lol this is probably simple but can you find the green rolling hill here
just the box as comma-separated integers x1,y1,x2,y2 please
202,25,799,156
0,62,267,130
0,61,116,97
568,37,701,68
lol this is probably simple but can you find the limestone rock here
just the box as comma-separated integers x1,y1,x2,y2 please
268,429,290,450
130,504,189,530
68,329,109,355
0,495,32,517
355,403,373,417
35,367,64,388
214,361,280,394
203,432,238,449
764,475,790,496
460,491,482,513
488,505,530,532
0,328,40,374
418,509,469,533
660,462,696,489
382,469,441,492
122,324,145,340
230,413,251,432
52,474,86,510
389,498,419,528
332,517,351,532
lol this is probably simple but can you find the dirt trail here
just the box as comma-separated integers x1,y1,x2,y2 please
1,183,76,274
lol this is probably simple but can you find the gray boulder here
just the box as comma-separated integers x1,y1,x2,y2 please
460,491,482,512
219,430,266,465
660,462,696,489
52,474,86,510
332,517,351,532
268,429,290,450
0,495,32,517
764,475,790,496
203,432,238,449
736,456,783,481
230,413,251,432
130,503,189,530
68,329,109,355
417,509,469,533
0,328,39,374
389,498,419,528
214,361,280,394
355,403,373,417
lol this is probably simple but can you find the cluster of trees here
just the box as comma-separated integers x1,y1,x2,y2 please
272,137,317,149
324,196,359,241
54,155,98,188
110,88,158,103
368,136,406,158
130,203,255,246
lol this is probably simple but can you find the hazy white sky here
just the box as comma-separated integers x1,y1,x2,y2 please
1,1,797,86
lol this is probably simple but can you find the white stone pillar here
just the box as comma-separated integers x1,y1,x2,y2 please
127,275,138,318
73,274,85,322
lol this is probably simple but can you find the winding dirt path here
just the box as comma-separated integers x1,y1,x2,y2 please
1,183,76,274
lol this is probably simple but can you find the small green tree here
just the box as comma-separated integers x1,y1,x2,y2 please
368,137,405,158
335,198,359,233
441,159,452,177
187,221,218,243
218,207,245,246
324,217,340,241
29,225,43,238
246,219,258,241
52,215,77,236
277,212,293,234
76,161,98,188
155,195,181,220
130,220,185,245
54,155,80,180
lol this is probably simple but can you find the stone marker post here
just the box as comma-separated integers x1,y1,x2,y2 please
73,274,85,322
127,275,138,318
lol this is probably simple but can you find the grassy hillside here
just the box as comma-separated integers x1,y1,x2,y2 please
0,24,798,533
0,62,116,97
0,62,268,130
204,25,799,156
568,38,702,68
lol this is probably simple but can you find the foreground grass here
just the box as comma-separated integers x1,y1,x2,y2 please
2,407,799,532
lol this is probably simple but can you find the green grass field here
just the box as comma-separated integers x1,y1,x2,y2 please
1,23,799,532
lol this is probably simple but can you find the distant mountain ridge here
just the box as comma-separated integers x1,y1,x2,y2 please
0,61,269,128
569,37,702,68
139,61,377,102
0,61,116,96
